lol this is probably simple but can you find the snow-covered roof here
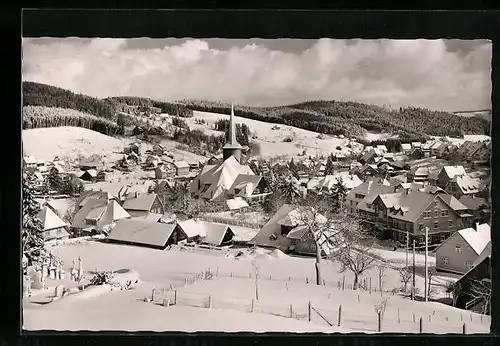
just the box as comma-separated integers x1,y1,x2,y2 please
108,219,180,248
38,206,67,231
72,199,130,230
122,193,158,211
453,175,480,195
443,165,467,179
226,197,249,210
458,224,491,255
174,160,190,169
401,143,411,150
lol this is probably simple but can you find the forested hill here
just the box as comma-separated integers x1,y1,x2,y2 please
22,82,192,120
22,81,490,141
180,100,490,140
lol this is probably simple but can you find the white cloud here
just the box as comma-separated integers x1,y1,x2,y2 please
22,38,491,112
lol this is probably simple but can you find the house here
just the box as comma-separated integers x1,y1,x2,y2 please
445,175,480,200
459,196,490,224
400,143,412,154
362,189,473,244
359,150,377,165
207,154,223,165
177,220,236,246
80,169,98,182
317,173,363,194
121,192,165,218
176,219,206,243
409,148,424,160
376,145,388,154
107,219,187,250
125,143,141,156
145,155,162,169
356,164,379,181
249,204,296,251
38,205,71,241
152,143,165,156
228,174,263,199
435,223,490,275
75,190,119,211
225,197,250,211
407,166,429,184
411,142,422,149
154,164,166,180
437,165,467,188
287,224,343,257
451,252,491,313
431,142,449,158
174,160,190,177
346,179,394,216
71,198,130,235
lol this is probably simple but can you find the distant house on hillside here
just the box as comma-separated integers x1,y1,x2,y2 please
400,143,412,154
411,142,422,149
409,148,424,160
38,205,71,241
435,223,490,275
407,166,429,184
174,160,190,177
107,219,187,250
79,159,99,171
80,169,98,182
177,220,236,247
152,143,165,156
359,150,377,165
459,196,490,225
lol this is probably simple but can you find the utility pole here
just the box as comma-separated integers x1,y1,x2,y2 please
412,239,416,301
406,231,409,270
424,226,429,302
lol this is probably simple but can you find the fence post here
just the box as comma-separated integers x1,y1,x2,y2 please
269,274,272,280
342,276,345,291
308,301,311,322
470,314,473,322
377,312,381,332
428,315,431,322
338,305,342,327
151,289,155,302
323,279,326,286
174,290,177,305
369,277,372,294
463,323,467,334
481,315,483,322
185,278,188,286
289,276,291,282
163,287,166,297
249,273,251,279
413,314,415,323
328,293,331,299
398,308,400,323
208,295,212,309
163,298,170,307
357,294,360,303
461,314,463,322
306,277,309,284
251,299,255,313
216,267,219,277
419,317,423,333
231,272,233,278
289,304,293,318
285,283,289,291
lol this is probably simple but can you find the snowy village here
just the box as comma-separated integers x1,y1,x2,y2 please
21,38,492,334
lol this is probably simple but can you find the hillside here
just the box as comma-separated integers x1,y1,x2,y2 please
22,82,490,141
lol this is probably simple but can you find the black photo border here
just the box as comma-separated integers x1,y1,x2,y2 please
2,5,500,346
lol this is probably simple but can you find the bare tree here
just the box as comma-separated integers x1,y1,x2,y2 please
374,297,389,332
292,193,341,286
398,267,412,294
330,214,378,290
252,261,260,301
470,278,491,315
378,265,387,292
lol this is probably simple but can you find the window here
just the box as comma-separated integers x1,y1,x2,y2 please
355,194,365,199
419,224,423,231
434,221,439,229
434,210,439,218
455,246,462,254
448,220,453,227
466,261,473,270
441,209,448,217
423,211,431,219
443,257,449,266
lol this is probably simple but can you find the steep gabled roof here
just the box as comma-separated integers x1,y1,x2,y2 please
456,224,491,255
122,193,159,211
249,204,296,248
229,174,262,197
108,219,182,248
38,206,67,231
452,175,481,195
439,194,469,212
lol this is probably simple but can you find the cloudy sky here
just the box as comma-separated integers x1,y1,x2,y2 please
22,38,492,112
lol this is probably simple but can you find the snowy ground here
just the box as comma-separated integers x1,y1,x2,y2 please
363,132,399,142
23,241,486,333
144,111,365,159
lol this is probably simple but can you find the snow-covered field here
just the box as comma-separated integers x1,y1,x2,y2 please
23,241,487,333
147,111,365,159
364,132,399,142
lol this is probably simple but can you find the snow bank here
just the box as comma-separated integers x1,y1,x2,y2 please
253,253,275,261
269,249,288,259
249,248,265,256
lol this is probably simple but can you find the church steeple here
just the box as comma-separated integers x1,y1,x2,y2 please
222,103,242,163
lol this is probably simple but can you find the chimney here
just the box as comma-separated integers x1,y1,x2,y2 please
475,223,480,231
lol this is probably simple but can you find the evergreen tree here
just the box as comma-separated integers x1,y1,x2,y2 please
324,155,335,175
48,169,62,191
288,158,299,179
22,173,46,266
279,178,303,205
331,177,348,212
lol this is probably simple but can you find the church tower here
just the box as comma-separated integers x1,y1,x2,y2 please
222,103,242,163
